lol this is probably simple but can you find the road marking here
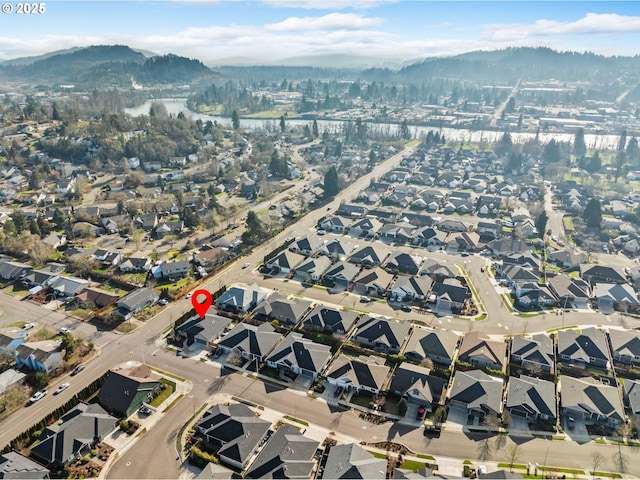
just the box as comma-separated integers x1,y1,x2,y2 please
152,349,158,356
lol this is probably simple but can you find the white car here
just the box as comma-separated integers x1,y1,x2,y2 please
54,383,70,395
59,327,69,334
29,390,47,403
23,323,35,330
242,262,250,269
185,292,193,299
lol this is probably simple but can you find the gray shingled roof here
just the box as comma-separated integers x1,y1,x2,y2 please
403,328,458,364
303,306,359,334
506,375,556,418
449,370,503,414
323,443,386,479
510,334,555,372
0,451,50,479
353,316,411,350
557,327,610,364
266,333,332,374
326,355,390,391
217,323,282,358
245,424,319,479
560,375,624,422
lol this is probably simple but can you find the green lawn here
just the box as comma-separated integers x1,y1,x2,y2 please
149,378,176,408
366,451,387,460
284,415,309,426
399,460,425,472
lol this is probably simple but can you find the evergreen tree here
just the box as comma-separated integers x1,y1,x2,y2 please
400,119,411,140
323,166,340,198
231,110,240,130
585,152,602,174
619,129,628,151
29,219,41,237
495,132,513,156
543,139,561,163
11,209,27,234
52,208,67,228
583,198,602,228
615,151,627,183
535,211,547,240
573,127,586,158
279,115,286,134
312,120,319,138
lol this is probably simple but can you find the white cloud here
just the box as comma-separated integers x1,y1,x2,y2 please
483,13,640,41
267,13,382,31
262,0,397,9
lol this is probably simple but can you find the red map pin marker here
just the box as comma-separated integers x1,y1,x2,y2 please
191,289,213,319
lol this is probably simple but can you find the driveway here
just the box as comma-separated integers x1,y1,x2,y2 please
508,415,531,436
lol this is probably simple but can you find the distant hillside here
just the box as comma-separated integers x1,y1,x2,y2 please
363,47,640,84
0,45,216,86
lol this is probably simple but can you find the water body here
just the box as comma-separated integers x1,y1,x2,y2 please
125,98,622,150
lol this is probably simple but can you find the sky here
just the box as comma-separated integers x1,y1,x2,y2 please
2,1,640,65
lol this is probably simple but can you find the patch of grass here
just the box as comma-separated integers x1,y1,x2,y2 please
399,460,425,472
149,378,176,408
591,471,622,478
116,322,137,333
540,466,584,474
593,438,606,444
498,463,527,469
500,294,516,312
100,282,129,295
366,451,388,460
148,366,186,382
30,328,55,340
284,415,309,426
551,435,565,440
546,325,578,333
417,454,435,460
0,385,31,420
463,460,472,465
5,283,28,296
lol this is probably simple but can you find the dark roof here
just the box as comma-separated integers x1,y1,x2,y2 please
609,329,640,359
458,332,506,368
30,403,118,466
266,333,332,373
557,327,610,364
449,370,503,414
326,355,390,391
245,424,319,479
177,314,232,343
196,403,270,467
404,328,458,363
97,365,162,417
510,334,554,371
506,375,556,418
303,306,359,334
218,323,282,358
560,376,624,422
254,293,312,324
389,362,445,404
353,316,411,350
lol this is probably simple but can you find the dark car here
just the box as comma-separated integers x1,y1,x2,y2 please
70,365,85,376
334,386,344,398
423,425,441,437
400,305,412,313
416,405,426,420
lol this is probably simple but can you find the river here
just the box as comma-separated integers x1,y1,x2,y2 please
125,98,622,150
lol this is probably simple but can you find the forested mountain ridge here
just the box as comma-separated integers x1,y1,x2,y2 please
0,45,217,87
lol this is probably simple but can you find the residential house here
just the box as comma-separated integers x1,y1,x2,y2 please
560,376,624,425
384,252,422,275
379,222,416,243
390,362,446,410
353,267,394,296
0,261,32,280
216,323,282,363
337,203,367,218
175,313,232,351
390,276,433,302
15,341,63,374
515,283,557,309
486,238,530,257
510,334,555,374
325,354,391,394
608,329,640,366
403,327,459,366
0,330,26,356
119,254,152,273
253,293,312,325
192,247,228,269
302,306,359,336
352,315,411,354
476,221,501,239
437,219,469,233
115,288,160,320
349,217,383,238
41,232,67,249
448,370,504,418
0,451,49,479
30,403,118,467
547,249,588,269
412,227,446,249
548,275,591,310
97,364,163,417
458,331,507,372
501,265,539,289
445,232,480,253
289,236,323,256
623,379,640,421
215,284,269,314
154,220,184,239
506,375,556,420
75,287,119,309
133,213,158,232
54,178,76,194
265,250,305,274
319,216,351,233
154,260,190,281
557,327,611,369
0,369,26,396
323,262,360,287
266,333,332,378
245,424,319,480
48,276,90,298
196,403,271,470
349,245,389,267
432,278,470,312
295,256,332,282
595,283,639,312
320,238,356,260
579,264,627,285
422,260,457,280
91,249,123,267
322,443,386,480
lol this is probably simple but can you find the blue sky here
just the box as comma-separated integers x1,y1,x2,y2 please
2,1,640,64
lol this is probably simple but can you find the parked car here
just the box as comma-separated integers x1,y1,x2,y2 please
423,424,441,437
416,405,426,421
400,305,412,313
139,406,152,415
360,296,372,303
334,386,344,398
242,262,250,269
23,323,35,330
158,299,169,305
29,390,47,403
59,327,69,334
54,383,70,395
185,292,193,299
71,365,85,376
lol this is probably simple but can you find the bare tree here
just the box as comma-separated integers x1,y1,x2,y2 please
506,444,521,472
28,241,55,267
590,451,605,480
612,444,629,475
477,438,492,461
